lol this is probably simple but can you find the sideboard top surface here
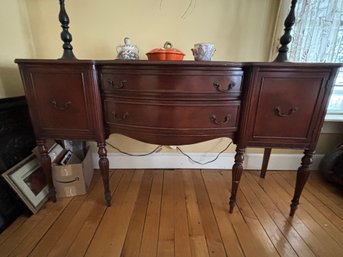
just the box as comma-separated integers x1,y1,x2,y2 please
14,59,342,69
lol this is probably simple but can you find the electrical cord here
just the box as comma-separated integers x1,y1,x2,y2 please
176,141,233,165
105,140,233,165
106,141,163,156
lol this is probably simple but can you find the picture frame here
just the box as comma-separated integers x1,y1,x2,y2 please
2,154,49,214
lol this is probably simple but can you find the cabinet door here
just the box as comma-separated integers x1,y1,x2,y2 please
243,68,333,148
19,63,104,140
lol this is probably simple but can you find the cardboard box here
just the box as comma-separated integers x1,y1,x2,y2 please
32,141,63,162
52,148,93,198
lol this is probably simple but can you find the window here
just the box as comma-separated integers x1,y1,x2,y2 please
326,73,343,121
288,0,343,121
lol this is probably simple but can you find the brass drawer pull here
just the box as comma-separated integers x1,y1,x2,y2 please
107,80,126,89
213,81,235,93
50,99,72,111
211,114,231,125
274,106,298,117
112,111,128,121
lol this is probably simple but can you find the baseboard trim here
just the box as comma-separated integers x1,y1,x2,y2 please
92,152,323,170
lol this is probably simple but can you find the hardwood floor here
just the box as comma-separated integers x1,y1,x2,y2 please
0,169,342,257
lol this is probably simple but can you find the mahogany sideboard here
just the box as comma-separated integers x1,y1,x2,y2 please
15,59,341,216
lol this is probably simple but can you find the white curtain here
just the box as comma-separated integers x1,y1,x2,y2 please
287,0,343,116
289,0,343,63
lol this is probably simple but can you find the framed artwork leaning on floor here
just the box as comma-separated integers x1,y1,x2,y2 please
2,154,48,213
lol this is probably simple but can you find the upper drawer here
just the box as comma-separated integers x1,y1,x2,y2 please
100,71,242,99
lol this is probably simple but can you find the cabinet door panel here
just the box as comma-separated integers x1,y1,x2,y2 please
253,76,323,139
32,73,89,130
242,68,332,148
19,63,104,140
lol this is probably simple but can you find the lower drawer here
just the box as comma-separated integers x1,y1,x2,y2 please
104,100,240,130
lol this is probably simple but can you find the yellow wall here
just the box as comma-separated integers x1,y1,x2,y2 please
0,0,34,97
0,0,280,92
3,0,338,157
22,0,278,61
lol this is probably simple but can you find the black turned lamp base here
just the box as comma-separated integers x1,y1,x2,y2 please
59,0,76,60
273,0,298,63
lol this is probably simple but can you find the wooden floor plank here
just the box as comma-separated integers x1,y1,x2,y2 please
243,171,316,257
138,170,163,257
64,171,124,257
174,170,192,257
200,170,245,257
0,216,27,246
27,196,86,257
235,189,280,257
1,170,343,257
280,171,343,231
183,170,211,257
0,198,71,257
214,170,276,257
254,171,341,257
280,171,343,220
28,173,103,257
83,170,135,257
85,170,143,257
18,199,82,257
305,174,343,218
157,170,176,257
44,175,105,257
238,172,298,257
271,173,343,254
139,170,163,257
307,173,343,206
192,170,227,257
102,170,144,256
120,170,154,257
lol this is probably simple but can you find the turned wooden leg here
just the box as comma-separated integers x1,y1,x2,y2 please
260,148,272,178
290,149,313,216
97,141,112,206
229,147,245,213
36,139,56,202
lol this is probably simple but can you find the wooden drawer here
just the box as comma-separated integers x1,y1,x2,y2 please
100,71,242,99
104,99,240,130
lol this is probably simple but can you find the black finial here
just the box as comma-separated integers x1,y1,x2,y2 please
274,0,298,62
59,0,76,59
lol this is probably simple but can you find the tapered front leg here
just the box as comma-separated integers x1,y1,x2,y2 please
36,139,56,202
97,141,111,206
229,147,245,213
260,148,272,178
290,149,313,216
